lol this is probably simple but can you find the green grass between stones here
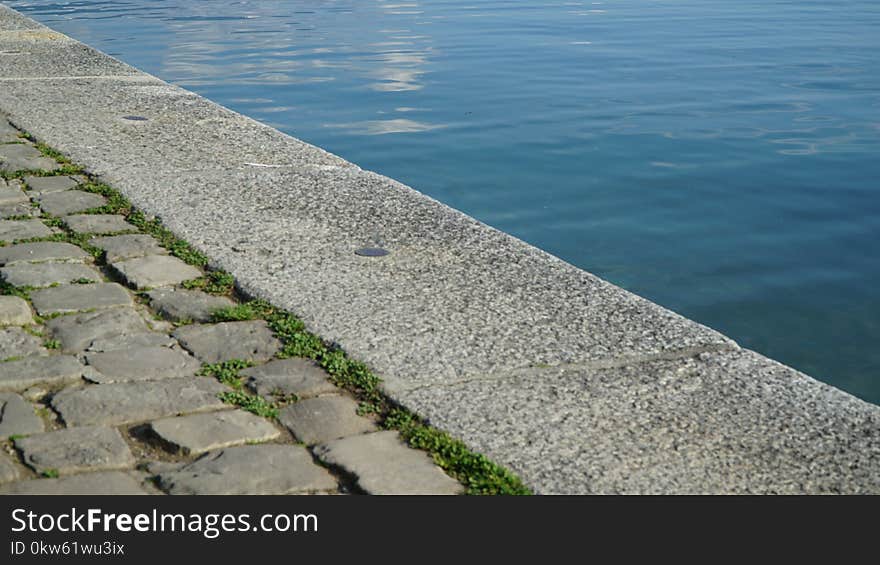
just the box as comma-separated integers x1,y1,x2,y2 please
198,359,253,389
2,129,532,496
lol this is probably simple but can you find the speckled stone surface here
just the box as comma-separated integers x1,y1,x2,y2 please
399,349,880,494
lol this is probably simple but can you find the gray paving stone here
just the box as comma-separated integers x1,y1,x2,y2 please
149,410,281,455
52,377,228,426
0,241,90,265
111,255,201,289
29,282,132,315
147,288,235,323
89,234,167,262
15,426,135,475
23,175,81,195
63,214,134,235
315,431,462,495
0,296,33,326
0,262,101,288
0,219,52,242
0,471,150,494
243,358,337,400
0,119,20,143
84,346,201,383
156,444,336,494
86,332,176,352
279,396,376,445
0,143,59,172
173,321,281,364
46,307,150,352
0,392,43,439
400,349,880,494
0,202,38,219
0,327,45,360
0,178,27,205
0,452,19,484
0,355,83,392
37,190,106,216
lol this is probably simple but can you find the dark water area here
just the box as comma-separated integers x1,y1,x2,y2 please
8,0,880,403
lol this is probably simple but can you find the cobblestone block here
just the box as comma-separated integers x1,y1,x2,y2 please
63,214,133,235
315,431,463,495
147,289,234,323
89,234,167,262
52,378,228,426
23,175,80,194
156,444,336,494
279,395,375,444
111,255,201,289
84,346,201,383
0,392,43,439
15,426,135,475
0,355,83,392
149,410,280,455
242,358,336,400
0,262,101,288
0,143,59,172
46,308,150,352
0,219,53,242
0,296,33,326
0,327,45,361
0,241,90,265
29,282,132,315
0,178,28,205
37,190,106,216
173,321,281,363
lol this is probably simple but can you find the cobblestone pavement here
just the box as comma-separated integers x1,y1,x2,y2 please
0,121,463,495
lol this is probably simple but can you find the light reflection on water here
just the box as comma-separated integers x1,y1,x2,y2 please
7,0,880,403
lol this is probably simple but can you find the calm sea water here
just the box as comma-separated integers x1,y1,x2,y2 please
7,1,880,403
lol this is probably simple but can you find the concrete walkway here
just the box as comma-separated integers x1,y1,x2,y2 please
1,3,878,493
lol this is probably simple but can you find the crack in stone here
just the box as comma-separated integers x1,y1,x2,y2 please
391,342,741,392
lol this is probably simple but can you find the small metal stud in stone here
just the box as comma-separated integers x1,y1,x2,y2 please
355,247,390,257
121,115,148,121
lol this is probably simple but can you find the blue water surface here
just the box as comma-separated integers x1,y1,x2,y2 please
7,0,880,403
